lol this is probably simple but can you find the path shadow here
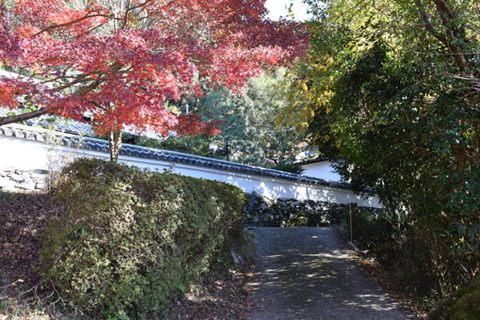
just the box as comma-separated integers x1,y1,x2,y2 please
249,227,415,320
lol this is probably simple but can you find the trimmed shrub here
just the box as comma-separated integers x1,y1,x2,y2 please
37,158,245,319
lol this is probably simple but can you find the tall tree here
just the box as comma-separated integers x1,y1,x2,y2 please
0,0,308,161
178,70,307,166
291,0,480,293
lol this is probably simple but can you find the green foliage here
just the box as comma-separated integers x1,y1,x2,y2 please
136,134,212,158
432,275,480,320
270,162,305,174
341,207,394,253
0,190,15,203
37,158,245,319
343,209,455,297
293,0,480,304
172,71,307,165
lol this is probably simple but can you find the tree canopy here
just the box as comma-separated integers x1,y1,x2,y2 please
179,70,307,165
0,0,308,160
136,70,308,167
289,0,480,296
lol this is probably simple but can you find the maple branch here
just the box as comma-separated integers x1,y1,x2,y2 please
38,72,88,85
78,77,103,96
89,100,108,111
0,107,48,126
35,61,131,99
122,0,156,28
121,0,131,28
120,0,171,29
32,12,113,38
46,74,97,91
63,19,108,41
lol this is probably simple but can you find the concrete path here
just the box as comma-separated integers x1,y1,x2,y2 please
249,227,415,320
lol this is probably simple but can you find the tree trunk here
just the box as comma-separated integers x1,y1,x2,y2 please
109,131,122,162
415,0,471,172
223,137,230,160
0,108,48,126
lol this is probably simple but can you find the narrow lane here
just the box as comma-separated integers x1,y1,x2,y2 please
249,227,415,320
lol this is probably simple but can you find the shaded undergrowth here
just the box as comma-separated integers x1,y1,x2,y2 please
0,183,254,319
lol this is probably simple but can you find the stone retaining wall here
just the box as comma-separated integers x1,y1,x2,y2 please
0,168,48,192
243,192,380,227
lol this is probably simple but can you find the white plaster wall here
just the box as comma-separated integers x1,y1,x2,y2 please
0,136,50,170
302,161,342,182
0,135,109,171
0,132,382,208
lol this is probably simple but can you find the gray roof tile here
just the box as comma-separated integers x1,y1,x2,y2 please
0,122,350,189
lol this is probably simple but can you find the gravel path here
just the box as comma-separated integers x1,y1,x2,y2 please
249,227,415,320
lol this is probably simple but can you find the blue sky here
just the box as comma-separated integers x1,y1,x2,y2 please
264,0,311,21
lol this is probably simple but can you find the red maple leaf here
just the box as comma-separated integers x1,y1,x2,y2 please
0,0,309,159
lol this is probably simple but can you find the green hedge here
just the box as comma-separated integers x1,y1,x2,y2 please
37,158,245,319
431,275,480,320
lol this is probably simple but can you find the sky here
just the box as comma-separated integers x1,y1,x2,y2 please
264,0,311,21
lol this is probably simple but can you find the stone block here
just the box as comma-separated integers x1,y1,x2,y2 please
3,128,13,136
35,181,48,190
31,174,47,183
35,133,45,142
0,178,18,191
15,179,36,190
8,172,25,183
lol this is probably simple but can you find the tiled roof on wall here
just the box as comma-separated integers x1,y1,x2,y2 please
0,122,350,189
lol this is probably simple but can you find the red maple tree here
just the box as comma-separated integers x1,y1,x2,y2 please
0,0,308,161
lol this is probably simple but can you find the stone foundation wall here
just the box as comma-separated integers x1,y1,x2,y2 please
243,192,380,227
0,169,48,192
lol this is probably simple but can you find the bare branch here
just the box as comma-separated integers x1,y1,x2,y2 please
415,0,469,71
414,0,449,48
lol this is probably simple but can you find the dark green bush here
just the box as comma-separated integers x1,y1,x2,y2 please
270,162,305,174
342,206,395,254
136,134,212,157
37,158,245,319
431,275,480,320
343,208,474,300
